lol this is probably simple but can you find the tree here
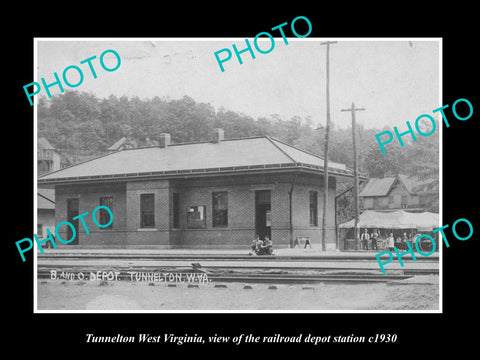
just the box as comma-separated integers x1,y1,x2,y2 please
363,140,407,178
403,134,439,212
37,90,439,213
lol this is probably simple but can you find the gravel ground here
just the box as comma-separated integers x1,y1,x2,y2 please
37,275,439,311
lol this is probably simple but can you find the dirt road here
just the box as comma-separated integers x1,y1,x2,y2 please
36,275,439,311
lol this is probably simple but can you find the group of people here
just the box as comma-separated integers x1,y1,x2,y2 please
247,230,422,254
360,229,417,251
250,235,274,255
360,229,380,250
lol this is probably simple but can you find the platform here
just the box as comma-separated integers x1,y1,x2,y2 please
36,247,440,260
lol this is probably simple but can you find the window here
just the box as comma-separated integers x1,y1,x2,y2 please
37,224,43,237
173,193,180,228
388,195,394,204
99,196,113,228
374,198,379,208
309,191,318,226
212,192,228,227
140,193,155,228
187,205,206,228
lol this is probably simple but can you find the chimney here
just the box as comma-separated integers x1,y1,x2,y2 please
212,128,224,143
158,133,171,148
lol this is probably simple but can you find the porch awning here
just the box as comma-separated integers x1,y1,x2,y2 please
339,210,439,231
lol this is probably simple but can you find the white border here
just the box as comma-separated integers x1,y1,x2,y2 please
33,37,443,314
33,38,38,312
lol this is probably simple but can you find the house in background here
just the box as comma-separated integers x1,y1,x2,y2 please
37,188,55,239
108,137,161,152
107,137,137,152
38,137,61,175
359,174,426,212
38,129,366,249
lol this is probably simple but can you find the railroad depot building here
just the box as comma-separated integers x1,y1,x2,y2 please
37,129,360,249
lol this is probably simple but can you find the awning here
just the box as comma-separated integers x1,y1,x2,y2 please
339,210,440,230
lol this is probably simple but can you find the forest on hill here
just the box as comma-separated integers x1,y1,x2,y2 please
37,91,439,219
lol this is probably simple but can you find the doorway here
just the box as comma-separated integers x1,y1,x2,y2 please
66,198,79,245
255,190,271,240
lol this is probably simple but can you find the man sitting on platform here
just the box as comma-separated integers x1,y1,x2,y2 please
256,236,273,255
250,235,263,255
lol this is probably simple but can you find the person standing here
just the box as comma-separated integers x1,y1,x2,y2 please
388,233,395,251
360,229,370,250
371,229,378,251
395,235,402,249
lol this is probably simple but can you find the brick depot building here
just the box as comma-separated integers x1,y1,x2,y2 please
38,129,359,249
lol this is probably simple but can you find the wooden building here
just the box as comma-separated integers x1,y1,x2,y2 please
107,137,137,152
359,174,425,212
38,137,61,175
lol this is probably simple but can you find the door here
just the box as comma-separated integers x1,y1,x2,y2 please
255,190,271,240
66,198,79,245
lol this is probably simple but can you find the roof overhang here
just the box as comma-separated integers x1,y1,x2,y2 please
38,162,368,186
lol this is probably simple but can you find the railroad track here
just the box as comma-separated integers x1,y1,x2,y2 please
36,252,438,284
36,263,438,284
36,268,415,284
37,253,439,262
36,263,438,275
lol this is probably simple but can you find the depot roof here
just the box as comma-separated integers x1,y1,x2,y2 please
38,136,363,185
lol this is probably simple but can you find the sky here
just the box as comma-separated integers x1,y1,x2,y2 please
36,38,440,130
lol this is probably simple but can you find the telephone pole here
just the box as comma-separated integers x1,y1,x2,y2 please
320,41,337,252
341,102,365,250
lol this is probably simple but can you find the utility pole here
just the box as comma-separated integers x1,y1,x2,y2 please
341,102,365,250
319,41,337,252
